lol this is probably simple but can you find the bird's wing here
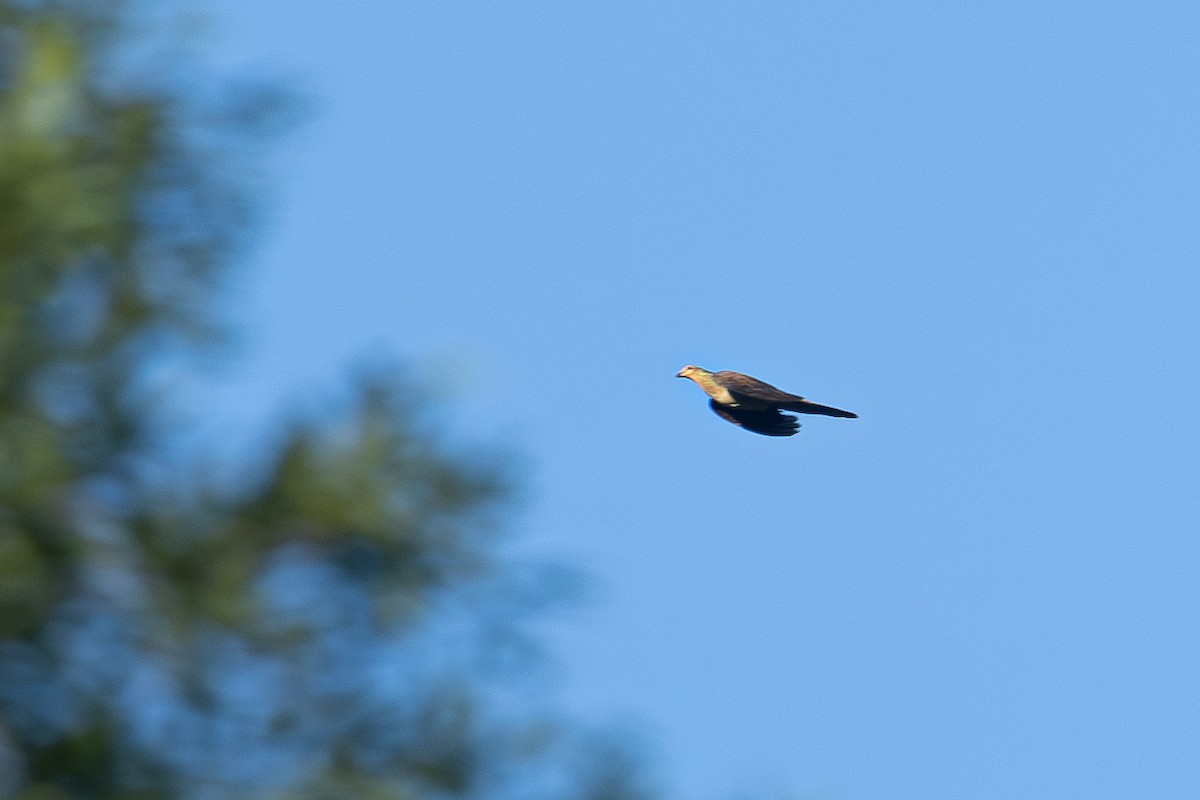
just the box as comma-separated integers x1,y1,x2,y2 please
714,371,807,403
709,400,800,437
714,371,858,418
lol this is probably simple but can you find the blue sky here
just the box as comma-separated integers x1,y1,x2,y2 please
184,3,1200,798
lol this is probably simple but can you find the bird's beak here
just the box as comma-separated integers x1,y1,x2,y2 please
675,370,686,378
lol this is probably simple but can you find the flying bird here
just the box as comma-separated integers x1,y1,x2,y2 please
677,365,857,437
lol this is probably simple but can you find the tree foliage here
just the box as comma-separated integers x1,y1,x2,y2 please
0,4,654,799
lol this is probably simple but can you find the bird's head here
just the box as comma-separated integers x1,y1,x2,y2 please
676,365,709,381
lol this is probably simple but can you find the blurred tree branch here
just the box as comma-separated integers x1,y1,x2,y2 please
0,4,657,799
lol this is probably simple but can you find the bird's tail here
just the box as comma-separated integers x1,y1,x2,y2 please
783,400,858,418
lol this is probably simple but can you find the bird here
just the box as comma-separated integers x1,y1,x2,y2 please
676,365,857,437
